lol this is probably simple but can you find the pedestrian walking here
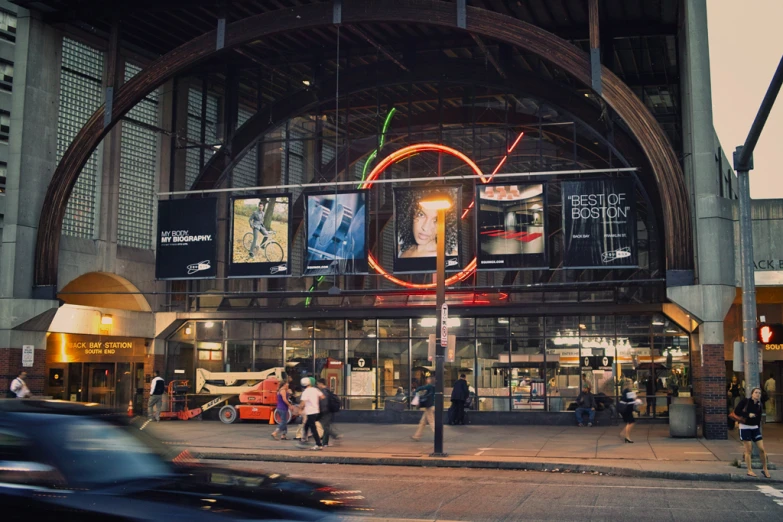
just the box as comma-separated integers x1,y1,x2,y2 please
619,382,641,443
645,376,656,416
8,371,31,398
731,387,771,478
148,371,165,421
411,376,435,441
271,373,292,440
449,374,469,425
298,377,324,450
316,379,341,446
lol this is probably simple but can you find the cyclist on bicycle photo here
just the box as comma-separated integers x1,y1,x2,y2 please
248,200,270,258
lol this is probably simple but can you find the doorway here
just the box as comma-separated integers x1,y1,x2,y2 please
86,364,115,406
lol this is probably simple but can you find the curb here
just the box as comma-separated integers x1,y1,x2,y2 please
194,451,783,484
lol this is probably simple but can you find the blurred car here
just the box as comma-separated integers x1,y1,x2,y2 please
0,399,367,521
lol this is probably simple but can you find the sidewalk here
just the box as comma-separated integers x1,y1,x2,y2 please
143,419,783,483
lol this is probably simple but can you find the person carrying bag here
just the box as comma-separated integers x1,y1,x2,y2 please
730,388,771,478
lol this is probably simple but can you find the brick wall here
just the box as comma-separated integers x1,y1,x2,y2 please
0,347,47,396
693,343,728,440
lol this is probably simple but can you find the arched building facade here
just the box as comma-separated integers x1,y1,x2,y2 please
0,1,743,437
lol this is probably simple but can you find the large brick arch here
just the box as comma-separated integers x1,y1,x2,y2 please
35,0,691,288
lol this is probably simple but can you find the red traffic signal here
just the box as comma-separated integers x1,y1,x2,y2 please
758,324,783,344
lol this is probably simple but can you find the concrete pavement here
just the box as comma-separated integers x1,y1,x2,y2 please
141,419,783,483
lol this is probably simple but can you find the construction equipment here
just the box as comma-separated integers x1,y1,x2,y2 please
195,367,285,394
159,380,233,421
217,376,290,424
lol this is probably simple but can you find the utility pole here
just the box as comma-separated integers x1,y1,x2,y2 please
734,56,783,398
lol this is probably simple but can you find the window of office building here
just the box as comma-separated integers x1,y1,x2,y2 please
232,107,257,188
0,59,12,92
184,87,219,190
0,10,16,43
118,62,158,249
58,37,104,239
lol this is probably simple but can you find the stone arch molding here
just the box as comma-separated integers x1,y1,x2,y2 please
35,0,691,288
58,272,152,312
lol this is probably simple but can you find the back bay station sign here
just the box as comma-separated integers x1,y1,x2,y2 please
46,333,147,364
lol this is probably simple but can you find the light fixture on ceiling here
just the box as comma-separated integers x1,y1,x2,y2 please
204,321,214,328
101,314,113,326
579,324,586,330
185,326,192,335
302,79,311,86
652,320,665,326
290,323,302,332
367,332,377,338
498,318,509,324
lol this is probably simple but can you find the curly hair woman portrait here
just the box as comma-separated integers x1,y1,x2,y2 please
396,188,459,259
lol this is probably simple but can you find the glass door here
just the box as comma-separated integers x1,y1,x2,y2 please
86,364,115,406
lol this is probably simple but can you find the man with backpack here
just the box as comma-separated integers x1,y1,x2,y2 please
411,376,436,441
316,379,341,447
8,371,31,398
148,371,165,422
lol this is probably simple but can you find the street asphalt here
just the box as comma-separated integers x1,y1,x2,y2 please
214,461,783,521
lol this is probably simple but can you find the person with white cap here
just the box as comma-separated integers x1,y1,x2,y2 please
298,377,324,450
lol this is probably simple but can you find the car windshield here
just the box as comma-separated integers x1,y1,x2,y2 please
41,415,172,487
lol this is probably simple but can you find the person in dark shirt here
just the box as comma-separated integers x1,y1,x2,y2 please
575,384,597,427
734,387,770,478
450,374,470,425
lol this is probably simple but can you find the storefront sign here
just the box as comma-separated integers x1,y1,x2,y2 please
22,345,34,367
156,198,217,280
348,357,374,372
561,179,637,268
393,186,462,274
46,333,147,363
476,183,547,270
581,356,614,370
304,190,368,275
229,194,292,278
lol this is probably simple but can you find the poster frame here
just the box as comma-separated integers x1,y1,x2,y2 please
227,192,293,278
302,188,370,276
560,177,638,269
474,181,549,271
155,197,218,280
392,184,463,275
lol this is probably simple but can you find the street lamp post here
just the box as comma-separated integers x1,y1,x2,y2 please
419,196,452,457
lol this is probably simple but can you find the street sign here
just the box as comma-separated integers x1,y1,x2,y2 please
446,335,456,363
440,304,449,347
22,345,34,367
428,334,436,362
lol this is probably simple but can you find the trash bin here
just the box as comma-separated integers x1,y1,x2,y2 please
669,397,697,437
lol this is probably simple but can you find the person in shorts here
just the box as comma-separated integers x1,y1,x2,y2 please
734,387,771,478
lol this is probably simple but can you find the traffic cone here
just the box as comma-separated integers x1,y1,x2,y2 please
127,400,134,417
269,410,276,424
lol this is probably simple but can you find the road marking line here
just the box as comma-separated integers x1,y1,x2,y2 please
757,485,783,506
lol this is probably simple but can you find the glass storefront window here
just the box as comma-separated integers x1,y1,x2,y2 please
511,317,544,338
196,321,223,340
226,342,253,372
379,340,409,401
348,319,376,338
347,339,377,409
227,320,253,340
315,320,343,339
477,317,509,338
378,318,409,338
285,320,311,339
196,341,223,373
477,338,509,412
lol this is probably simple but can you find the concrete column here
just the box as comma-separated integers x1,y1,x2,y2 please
1,9,61,299
668,1,739,439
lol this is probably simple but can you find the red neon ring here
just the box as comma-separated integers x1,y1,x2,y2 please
359,143,483,289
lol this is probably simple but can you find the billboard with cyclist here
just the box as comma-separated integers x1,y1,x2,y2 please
303,190,368,275
229,194,292,277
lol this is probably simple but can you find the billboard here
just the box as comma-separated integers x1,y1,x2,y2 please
561,178,637,268
393,186,462,274
304,190,368,275
155,198,217,280
228,194,291,278
476,183,547,270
